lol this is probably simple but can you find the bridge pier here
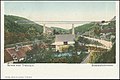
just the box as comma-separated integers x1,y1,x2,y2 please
43,24,46,34
72,24,74,34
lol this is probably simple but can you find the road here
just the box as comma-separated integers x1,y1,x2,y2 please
81,36,113,63
81,52,91,63
82,36,112,49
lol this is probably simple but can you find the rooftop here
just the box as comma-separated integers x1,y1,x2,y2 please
55,34,75,42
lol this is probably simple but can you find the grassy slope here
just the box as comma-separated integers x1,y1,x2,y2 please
74,22,95,34
4,15,43,45
4,15,43,33
51,27,69,33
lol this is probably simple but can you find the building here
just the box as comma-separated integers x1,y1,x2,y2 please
52,34,75,52
51,23,75,52
4,45,32,63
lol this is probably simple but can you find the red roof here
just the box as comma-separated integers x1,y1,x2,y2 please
4,50,13,63
4,45,32,63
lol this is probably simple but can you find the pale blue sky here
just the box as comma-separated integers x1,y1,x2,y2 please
4,2,116,29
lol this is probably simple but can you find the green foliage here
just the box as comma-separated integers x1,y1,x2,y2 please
51,27,69,34
102,21,116,30
4,15,43,45
49,52,88,63
94,26,101,36
74,22,95,34
20,44,54,63
19,43,88,63
74,20,116,40
78,36,103,46
78,36,90,44
89,43,116,63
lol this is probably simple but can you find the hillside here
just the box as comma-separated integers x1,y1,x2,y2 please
51,27,70,34
88,42,116,63
5,15,43,33
74,16,115,38
73,22,96,35
84,16,116,63
4,15,43,45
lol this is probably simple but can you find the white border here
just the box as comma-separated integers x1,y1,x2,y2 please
116,0,119,68
1,1,119,79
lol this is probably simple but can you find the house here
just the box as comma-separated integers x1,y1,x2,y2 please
52,34,75,52
4,45,32,63
4,50,13,63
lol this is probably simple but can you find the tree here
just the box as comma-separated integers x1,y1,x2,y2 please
4,15,43,45
94,26,101,36
53,29,56,35
68,46,74,53
74,40,79,54
19,41,54,63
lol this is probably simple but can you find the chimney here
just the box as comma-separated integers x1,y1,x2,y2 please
72,24,74,34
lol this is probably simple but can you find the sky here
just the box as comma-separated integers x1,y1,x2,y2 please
4,1,116,29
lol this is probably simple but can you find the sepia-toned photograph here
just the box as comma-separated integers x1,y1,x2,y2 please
4,1,116,64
